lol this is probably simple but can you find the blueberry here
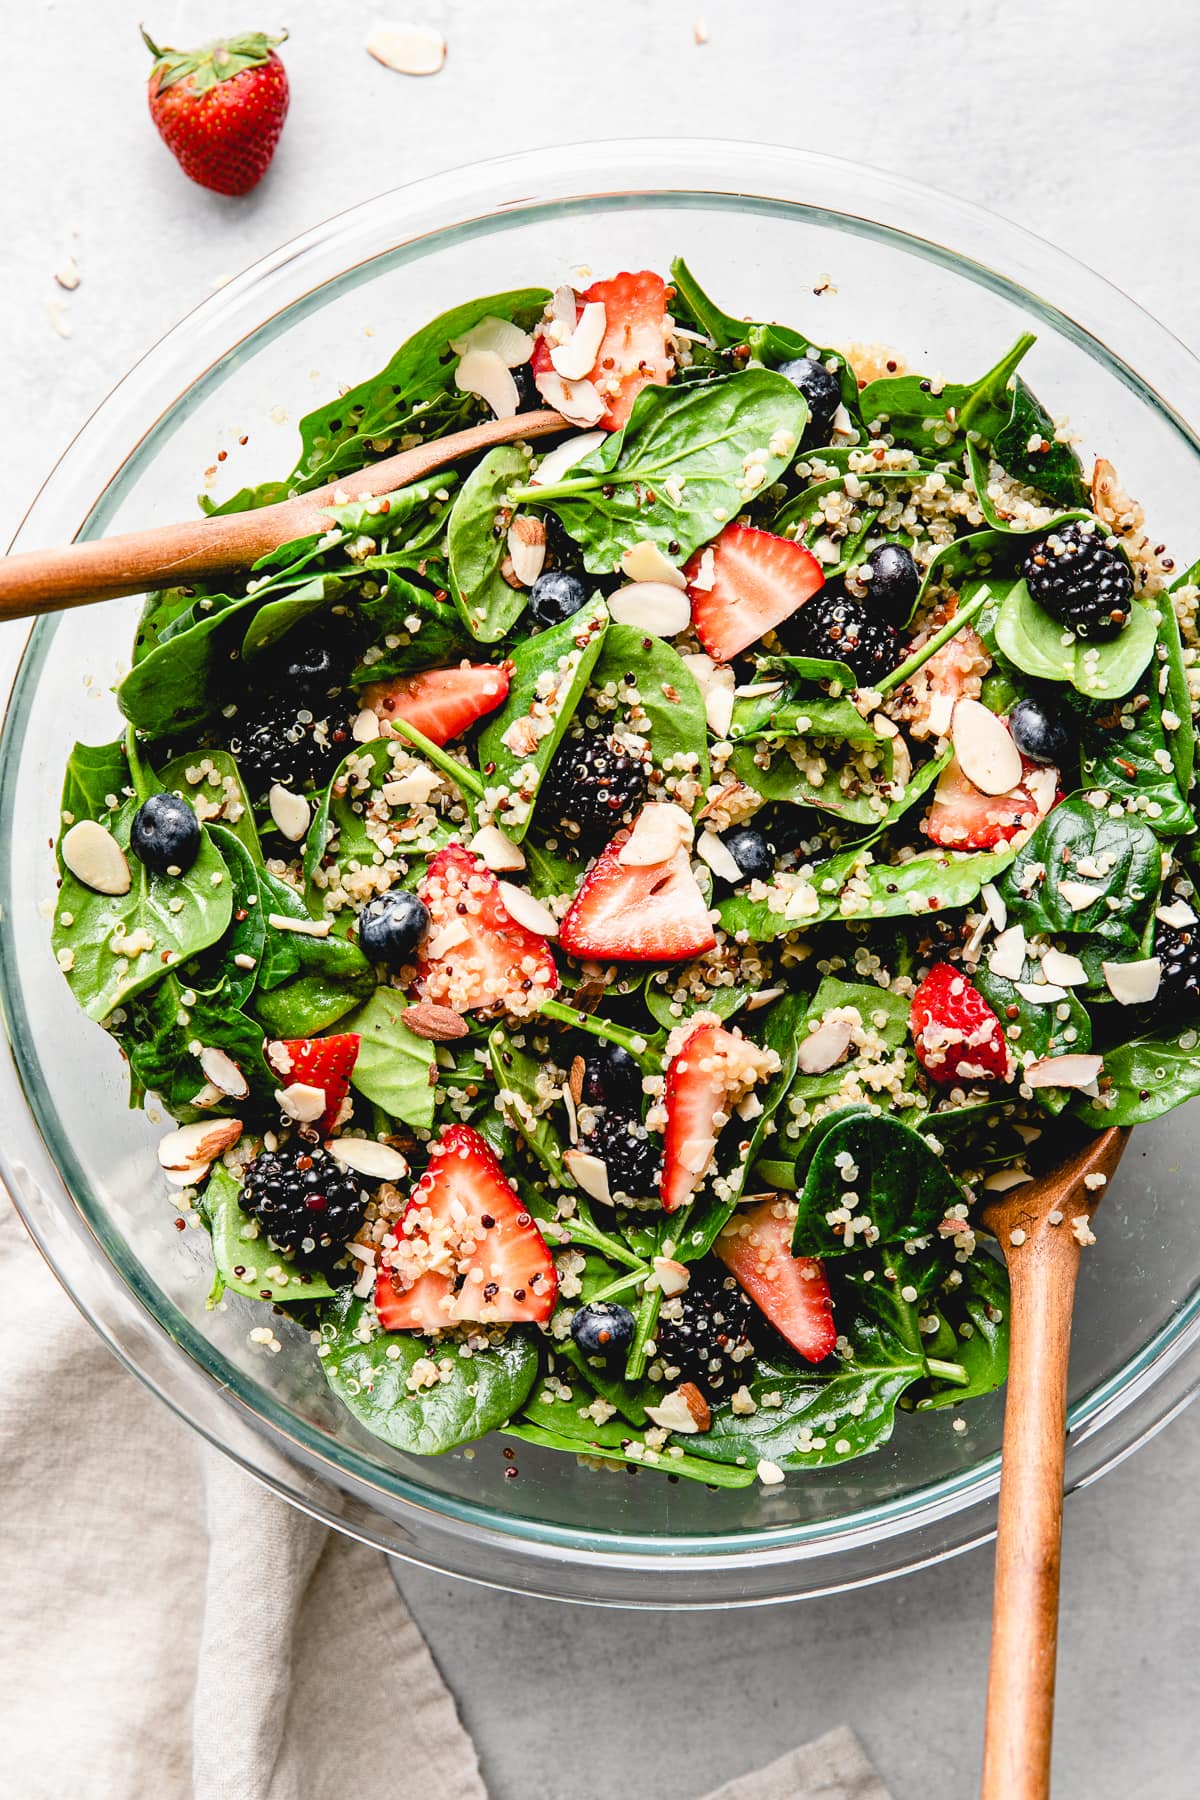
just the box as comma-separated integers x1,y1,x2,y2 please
1008,697,1071,768
529,569,589,628
865,542,920,623
129,792,202,875
512,363,541,413
775,356,841,444
357,890,431,965
580,1043,644,1112
720,826,774,885
570,1300,636,1360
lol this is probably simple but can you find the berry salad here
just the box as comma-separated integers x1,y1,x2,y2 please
51,263,1200,1488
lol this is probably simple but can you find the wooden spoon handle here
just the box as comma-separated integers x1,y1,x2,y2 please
981,1223,1082,1799
0,408,565,620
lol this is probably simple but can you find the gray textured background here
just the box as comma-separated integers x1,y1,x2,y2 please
5,2,1200,1795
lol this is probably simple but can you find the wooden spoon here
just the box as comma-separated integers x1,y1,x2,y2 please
979,1123,1129,1799
0,408,566,620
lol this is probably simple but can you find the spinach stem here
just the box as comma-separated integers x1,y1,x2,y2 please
588,1270,648,1305
123,726,156,803
925,1357,971,1387
876,584,992,697
537,997,661,1067
556,1215,645,1272
509,475,603,505
380,717,486,797
625,1284,663,1382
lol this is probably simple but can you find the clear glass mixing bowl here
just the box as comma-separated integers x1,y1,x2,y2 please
3,142,1199,1606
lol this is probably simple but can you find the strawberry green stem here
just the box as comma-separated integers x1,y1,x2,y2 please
875,583,992,697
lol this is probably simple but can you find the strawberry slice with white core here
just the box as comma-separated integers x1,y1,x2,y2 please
532,270,674,431
415,845,558,1017
558,829,716,965
660,1021,781,1213
265,1033,360,1138
684,525,825,664
716,1198,836,1363
925,751,1058,850
375,1123,557,1328
362,661,512,747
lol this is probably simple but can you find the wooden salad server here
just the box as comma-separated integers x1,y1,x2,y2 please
0,408,565,621
979,1123,1129,1799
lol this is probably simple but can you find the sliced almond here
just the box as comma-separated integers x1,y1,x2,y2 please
563,1148,612,1206
425,917,469,959
981,883,1008,931
54,254,81,291
550,285,578,325
275,1082,327,1124
532,368,606,427
608,581,691,638
620,540,687,590
61,820,131,896
1024,1053,1104,1090
618,803,694,868
690,547,717,591
449,315,533,367
506,516,547,588
403,1001,468,1041
745,986,786,1012
795,1017,855,1075
469,824,526,872
268,783,311,843
983,1168,1034,1192
568,1055,586,1110
529,431,605,488
645,1384,710,1435
328,1138,410,1181
1041,947,1087,987
1156,898,1196,928
952,700,1023,796
697,829,744,885
652,1256,691,1298
352,708,381,744
157,1117,243,1174
1015,981,1068,1005
1102,957,1162,1006
549,301,607,381
198,1046,249,1100
366,24,446,75
381,765,442,805
1056,879,1104,913
455,347,520,420
987,923,1027,983
1024,766,1058,816
496,881,559,938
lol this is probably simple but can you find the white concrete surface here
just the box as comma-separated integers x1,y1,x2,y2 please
5,2,1200,1794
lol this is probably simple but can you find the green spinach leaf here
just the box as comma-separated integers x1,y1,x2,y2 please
337,988,436,1131
790,1113,967,1257
590,624,710,790
447,446,531,642
994,580,1157,701
997,794,1161,952
203,1164,335,1304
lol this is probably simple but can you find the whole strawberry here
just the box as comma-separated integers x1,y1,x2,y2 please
142,25,289,196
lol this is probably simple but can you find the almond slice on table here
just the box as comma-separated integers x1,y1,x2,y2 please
951,699,1023,796
61,820,131,896
455,347,520,420
366,25,446,75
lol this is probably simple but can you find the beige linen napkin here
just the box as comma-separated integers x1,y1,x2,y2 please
0,1198,889,1800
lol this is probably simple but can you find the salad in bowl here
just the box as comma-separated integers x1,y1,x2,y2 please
48,260,1200,1489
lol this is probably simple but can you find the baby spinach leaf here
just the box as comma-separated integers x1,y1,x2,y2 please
240,570,357,660
973,957,1091,1110
321,1289,539,1455
1074,642,1195,838
505,1419,758,1488
590,625,710,790
644,973,757,1032
790,1113,967,1257
488,1024,568,1186
990,377,1087,510
522,837,582,901
121,976,275,1119
757,651,859,691
517,371,807,571
729,688,876,745
203,1164,335,1304
118,589,259,737
351,572,468,681
1073,1028,1200,1128
337,988,437,1131
477,596,609,841
447,445,531,642
858,335,1035,458
250,865,375,1037
156,749,261,858
913,1248,1010,1411
185,825,265,1007
993,580,1157,701
997,794,1161,952
784,977,912,1110
727,738,893,829
1163,567,1197,794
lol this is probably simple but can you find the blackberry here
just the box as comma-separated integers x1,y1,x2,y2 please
584,1111,662,1201
654,1269,757,1396
241,1145,367,1266
776,356,841,446
1155,921,1200,1019
579,1043,644,1112
538,727,647,846
571,1300,636,1360
1022,522,1133,642
787,591,901,684
229,691,352,796
129,792,201,875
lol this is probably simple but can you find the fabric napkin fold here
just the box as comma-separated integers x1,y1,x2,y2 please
0,1197,889,1800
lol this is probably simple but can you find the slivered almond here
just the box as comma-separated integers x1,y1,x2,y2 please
276,1082,326,1123
1056,879,1104,913
618,802,694,867
403,1002,469,1041
366,24,446,75
455,347,519,419
496,881,559,937
506,516,547,587
61,820,130,895
529,431,605,487
563,1148,612,1205
469,824,526,871
652,1256,691,1298
550,301,607,381
795,1017,855,1075
1024,1053,1103,1090
697,829,743,885
952,699,1023,796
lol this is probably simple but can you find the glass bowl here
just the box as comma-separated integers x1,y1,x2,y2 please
3,141,1199,1607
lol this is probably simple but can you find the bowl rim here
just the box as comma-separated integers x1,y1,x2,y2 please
3,137,1199,1605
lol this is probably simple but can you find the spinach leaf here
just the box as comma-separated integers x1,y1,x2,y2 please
477,596,609,840
321,1289,539,1455
523,837,583,902
790,1113,967,1257
303,738,458,925
156,749,261,858
351,572,468,682
1073,635,1195,838
997,794,1161,952
1073,1028,1200,1128
782,977,914,1118
517,371,807,571
506,1419,757,1488
990,377,1087,510
447,446,531,642
121,976,275,1119
203,1164,335,1304
488,1024,568,1185
644,973,757,1032
973,957,1091,1107
858,335,1035,457
240,570,357,661
1163,565,1197,794
250,864,375,1036
994,580,1157,701
912,1248,1010,1411
729,688,877,745
339,988,436,1131
590,625,710,790
186,825,265,1007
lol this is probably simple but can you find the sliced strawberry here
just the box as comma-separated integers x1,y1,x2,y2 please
892,605,990,740
531,270,673,431
684,525,824,664
361,661,512,747
374,1123,557,1328
558,834,716,965
415,846,558,1016
925,750,1058,850
910,963,1013,1086
716,1199,836,1363
265,1033,360,1137
660,1023,779,1213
